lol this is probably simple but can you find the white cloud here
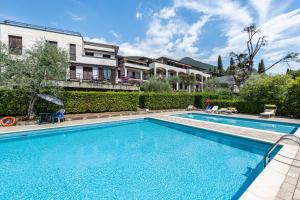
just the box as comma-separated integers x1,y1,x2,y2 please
83,37,108,44
157,7,176,19
84,0,300,74
250,0,272,23
136,11,143,20
67,11,84,22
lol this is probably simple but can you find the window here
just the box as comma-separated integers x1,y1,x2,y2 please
118,70,121,78
103,68,112,81
85,51,94,56
69,44,76,61
103,54,111,59
132,71,136,78
70,66,76,79
8,35,22,55
46,40,57,47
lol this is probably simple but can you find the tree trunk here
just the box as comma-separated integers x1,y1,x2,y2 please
27,94,38,120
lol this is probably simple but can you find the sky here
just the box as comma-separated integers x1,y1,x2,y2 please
0,0,300,74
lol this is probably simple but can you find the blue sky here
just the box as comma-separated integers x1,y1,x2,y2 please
1,0,300,73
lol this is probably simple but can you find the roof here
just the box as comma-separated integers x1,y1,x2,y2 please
83,41,119,52
156,56,192,68
1,20,81,37
215,75,235,85
180,57,217,72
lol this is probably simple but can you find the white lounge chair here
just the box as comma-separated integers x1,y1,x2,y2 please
216,108,228,114
260,109,275,118
260,104,277,118
186,105,197,111
206,106,219,113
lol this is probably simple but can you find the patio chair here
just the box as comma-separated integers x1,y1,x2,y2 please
186,105,197,111
216,108,228,114
225,107,238,114
55,109,65,123
204,105,213,112
206,106,219,113
260,104,277,118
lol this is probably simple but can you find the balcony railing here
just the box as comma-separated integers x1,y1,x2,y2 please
68,72,113,82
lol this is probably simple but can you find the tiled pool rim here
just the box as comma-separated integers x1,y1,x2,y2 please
0,111,300,199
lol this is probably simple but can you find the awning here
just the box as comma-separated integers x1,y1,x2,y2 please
37,94,64,106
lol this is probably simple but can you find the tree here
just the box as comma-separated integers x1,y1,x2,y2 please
226,57,236,75
258,59,265,74
1,41,69,119
230,24,299,86
244,24,267,71
217,55,225,76
287,69,300,79
141,77,171,92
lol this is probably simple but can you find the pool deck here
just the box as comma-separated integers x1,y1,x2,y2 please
0,110,300,200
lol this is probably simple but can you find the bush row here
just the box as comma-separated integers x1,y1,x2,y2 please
209,99,265,114
140,93,195,110
0,90,140,116
0,90,228,116
64,91,139,113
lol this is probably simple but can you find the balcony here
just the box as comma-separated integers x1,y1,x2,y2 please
77,55,117,67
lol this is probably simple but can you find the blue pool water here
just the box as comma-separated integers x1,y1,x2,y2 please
175,113,299,134
0,119,275,199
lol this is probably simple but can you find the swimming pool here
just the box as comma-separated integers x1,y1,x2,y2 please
175,113,299,134
0,118,276,199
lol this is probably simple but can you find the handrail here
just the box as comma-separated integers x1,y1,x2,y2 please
263,135,300,167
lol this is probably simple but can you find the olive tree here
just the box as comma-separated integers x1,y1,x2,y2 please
1,41,69,119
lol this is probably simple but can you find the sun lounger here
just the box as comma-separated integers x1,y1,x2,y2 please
226,107,238,114
260,104,277,118
206,106,219,113
216,108,228,114
204,105,213,112
260,109,275,118
186,105,197,111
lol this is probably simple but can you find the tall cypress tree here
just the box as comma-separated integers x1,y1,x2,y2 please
217,55,225,76
258,59,265,74
226,57,235,75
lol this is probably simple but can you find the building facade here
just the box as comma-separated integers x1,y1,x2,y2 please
0,20,120,85
0,20,211,91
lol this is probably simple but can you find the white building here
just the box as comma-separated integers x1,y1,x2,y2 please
0,20,211,91
0,20,119,84
118,56,211,92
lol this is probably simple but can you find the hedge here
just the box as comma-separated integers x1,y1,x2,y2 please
0,90,140,116
64,91,139,113
0,89,31,116
209,99,265,114
140,93,195,110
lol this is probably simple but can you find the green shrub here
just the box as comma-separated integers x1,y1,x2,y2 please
240,75,293,115
0,89,30,116
0,90,139,115
193,92,235,108
140,93,194,110
141,78,171,92
210,99,265,114
64,91,139,113
286,77,300,117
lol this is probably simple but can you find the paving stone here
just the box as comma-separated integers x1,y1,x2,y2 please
277,188,293,200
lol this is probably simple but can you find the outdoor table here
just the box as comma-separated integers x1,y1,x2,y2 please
37,112,55,125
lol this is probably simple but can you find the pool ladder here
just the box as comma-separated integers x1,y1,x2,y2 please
263,135,300,168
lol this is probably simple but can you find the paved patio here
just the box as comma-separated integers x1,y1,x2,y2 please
0,110,300,199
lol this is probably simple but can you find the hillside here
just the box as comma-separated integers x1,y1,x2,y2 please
180,57,216,72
